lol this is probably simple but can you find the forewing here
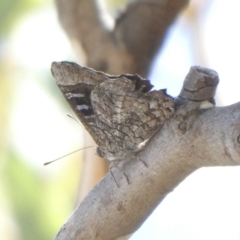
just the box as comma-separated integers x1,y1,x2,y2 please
51,61,174,160
51,61,110,145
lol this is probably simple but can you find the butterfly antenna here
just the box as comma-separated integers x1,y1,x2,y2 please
44,146,96,166
66,113,84,128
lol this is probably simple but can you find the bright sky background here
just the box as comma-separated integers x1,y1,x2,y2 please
7,0,240,239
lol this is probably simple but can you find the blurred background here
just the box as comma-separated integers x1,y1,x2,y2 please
1,0,240,239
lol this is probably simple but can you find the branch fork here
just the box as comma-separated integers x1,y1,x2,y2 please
54,66,240,240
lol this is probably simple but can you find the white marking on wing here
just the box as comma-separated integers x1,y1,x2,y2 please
66,93,85,99
84,115,95,119
137,139,149,150
76,105,90,111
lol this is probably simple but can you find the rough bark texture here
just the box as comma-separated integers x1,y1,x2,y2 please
50,0,222,239
53,67,240,240
54,0,190,202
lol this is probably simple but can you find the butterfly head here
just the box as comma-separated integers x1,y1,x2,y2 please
96,146,119,161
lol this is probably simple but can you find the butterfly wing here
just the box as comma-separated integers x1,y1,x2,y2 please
51,61,111,145
51,61,174,161
51,61,154,148
91,75,175,160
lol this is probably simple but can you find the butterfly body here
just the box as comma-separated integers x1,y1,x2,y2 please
51,62,175,161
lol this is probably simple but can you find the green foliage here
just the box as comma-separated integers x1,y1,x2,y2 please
2,150,81,240
106,0,128,9
0,1,81,239
0,0,46,35
105,0,128,13
3,151,53,239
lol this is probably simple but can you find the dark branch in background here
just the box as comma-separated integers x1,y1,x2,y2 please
54,67,240,240
55,0,189,76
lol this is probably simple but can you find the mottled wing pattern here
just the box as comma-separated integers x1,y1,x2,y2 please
51,61,175,161
91,77,174,160
51,61,109,144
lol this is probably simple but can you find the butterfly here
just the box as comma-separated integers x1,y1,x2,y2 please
51,61,175,162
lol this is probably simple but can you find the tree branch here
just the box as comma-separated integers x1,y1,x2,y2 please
115,0,189,76
54,0,190,203
54,66,240,240
55,0,189,75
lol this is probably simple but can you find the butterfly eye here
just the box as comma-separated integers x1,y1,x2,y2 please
96,147,104,158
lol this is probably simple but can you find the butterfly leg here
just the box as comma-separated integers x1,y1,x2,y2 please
109,161,130,186
137,156,148,168
109,165,120,188
120,169,130,185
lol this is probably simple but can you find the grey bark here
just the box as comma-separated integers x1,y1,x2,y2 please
54,67,240,240
51,1,236,239
54,0,189,202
